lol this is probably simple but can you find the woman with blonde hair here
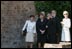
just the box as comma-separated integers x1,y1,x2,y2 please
36,12,47,48
61,11,71,42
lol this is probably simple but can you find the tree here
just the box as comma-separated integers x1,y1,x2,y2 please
34,1,71,20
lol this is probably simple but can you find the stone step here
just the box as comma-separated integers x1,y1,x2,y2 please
44,42,71,48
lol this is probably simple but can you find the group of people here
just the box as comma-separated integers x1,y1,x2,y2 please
22,10,71,48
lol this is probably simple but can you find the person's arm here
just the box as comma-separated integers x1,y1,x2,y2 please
64,19,71,28
22,20,28,32
56,17,61,35
36,20,43,34
36,20,40,34
61,19,64,26
41,19,48,34
33,22,36,33
46,19,49,28
33,22,37,37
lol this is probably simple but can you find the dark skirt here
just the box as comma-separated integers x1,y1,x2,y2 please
37,34,47,43
46,32,60,44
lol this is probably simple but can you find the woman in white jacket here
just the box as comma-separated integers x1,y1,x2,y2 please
22,15,36,48
61,11,71,42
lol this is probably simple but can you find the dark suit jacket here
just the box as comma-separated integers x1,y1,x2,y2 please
46,17,61,43
36,18,47,42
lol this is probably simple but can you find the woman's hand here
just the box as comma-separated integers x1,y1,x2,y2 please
40,30,45,34
60,21,63,24
60,21,64,26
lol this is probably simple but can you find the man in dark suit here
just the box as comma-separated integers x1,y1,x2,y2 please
48,10,61,44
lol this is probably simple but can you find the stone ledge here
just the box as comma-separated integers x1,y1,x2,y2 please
44,42,71,48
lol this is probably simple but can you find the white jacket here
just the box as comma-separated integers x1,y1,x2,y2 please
22,20,36,33
61,18,71,41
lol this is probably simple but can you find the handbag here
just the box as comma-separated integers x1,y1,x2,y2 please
23,28,27,36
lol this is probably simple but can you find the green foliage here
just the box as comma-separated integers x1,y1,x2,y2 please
34,1,71,19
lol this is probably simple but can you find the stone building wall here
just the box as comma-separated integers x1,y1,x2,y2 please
1,1,36,48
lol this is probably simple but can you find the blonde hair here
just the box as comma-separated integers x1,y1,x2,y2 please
40,11,45,16
63,11,69,15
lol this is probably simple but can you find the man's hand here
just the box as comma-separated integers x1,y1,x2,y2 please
46,25,48,28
